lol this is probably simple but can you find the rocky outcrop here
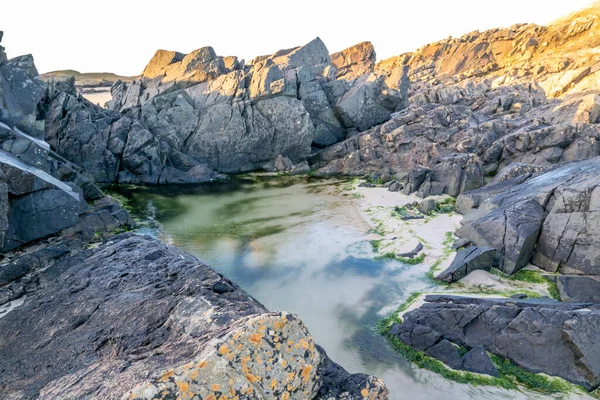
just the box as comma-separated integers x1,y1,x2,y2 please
330,42,376,81
454,157,600,276
392,295,600,391
106,37,407,172
0,234,387,400
41,78,225,184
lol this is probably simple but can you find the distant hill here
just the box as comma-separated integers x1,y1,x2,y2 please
40,70,137,88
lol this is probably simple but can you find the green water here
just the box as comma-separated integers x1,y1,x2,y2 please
108,176,583,400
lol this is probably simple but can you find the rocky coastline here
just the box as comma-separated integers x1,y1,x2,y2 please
2,1,600,398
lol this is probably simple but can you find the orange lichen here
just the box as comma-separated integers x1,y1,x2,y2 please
157,370,175,383
281,391,290,400
270,379,278,390
197,361,208,369
249,333,262,345
219,345,230,355
176,381,190,393
212,384,222,391
274,319,287,329
281,359,287,367
301,365,312,383
361,388,370,397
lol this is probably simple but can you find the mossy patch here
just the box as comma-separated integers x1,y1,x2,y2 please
375,252,426,265
489,268,561,300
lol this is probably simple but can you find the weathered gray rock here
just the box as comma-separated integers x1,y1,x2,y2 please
2,188,81,251
556,275,600,303
0,234,387,400
417,198,436,215
425,339,462,370
394,295,600,390
436,246,498,282
456,158,600,276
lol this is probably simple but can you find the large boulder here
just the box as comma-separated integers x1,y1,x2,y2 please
456,157,600,276
0,234,388,400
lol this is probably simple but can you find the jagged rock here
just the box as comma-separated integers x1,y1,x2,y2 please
403,166,431,195
461,346,499,377
395,295,600,390
0,234,387,400
330,41,376,81
333,74,397,132
425,339,462,370
456,158,600,276
435,246,497,282
0,169,7,248
0,54,44,129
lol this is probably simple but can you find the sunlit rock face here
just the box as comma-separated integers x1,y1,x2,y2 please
311,2,600,194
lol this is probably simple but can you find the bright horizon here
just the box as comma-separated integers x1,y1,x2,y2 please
1,0,595,76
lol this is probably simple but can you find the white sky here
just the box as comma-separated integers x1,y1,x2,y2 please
0,0,594,76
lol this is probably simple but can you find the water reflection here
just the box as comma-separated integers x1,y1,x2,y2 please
108,176,588,400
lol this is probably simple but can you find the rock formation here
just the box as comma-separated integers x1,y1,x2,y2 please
107,38,404,172
0,234,387,400
392,295,600,390
0,32,388,400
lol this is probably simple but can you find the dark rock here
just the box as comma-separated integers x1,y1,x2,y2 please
0,242,72,286
556,275,600,303
398,295,600,390
425,339,462,370
403,166,430,195
417,198,437,215
401,214,425,221
388,181,401,192
457,158,600,276
358,182,376,188
398,242,424,259
2,189,81,251
436,246,498,282
460,346,499,377
316,345,388,399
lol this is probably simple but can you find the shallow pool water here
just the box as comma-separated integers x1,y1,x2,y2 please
109,176,587,400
